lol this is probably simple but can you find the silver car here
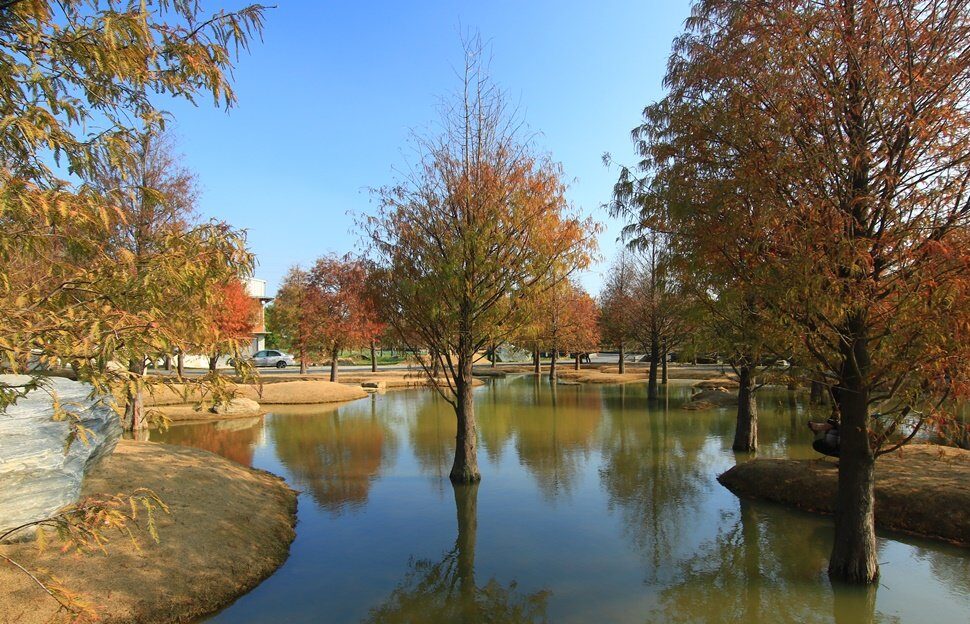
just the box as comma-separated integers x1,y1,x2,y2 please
251,349,296,368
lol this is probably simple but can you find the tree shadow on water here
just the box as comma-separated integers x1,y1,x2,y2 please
363,483,551,624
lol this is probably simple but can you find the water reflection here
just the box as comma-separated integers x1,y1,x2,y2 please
268,401,397,514
148,378,970,624
155,417,263,466
407,380,604,499
598,393,715,582
648,497,895,624
364,484,551,623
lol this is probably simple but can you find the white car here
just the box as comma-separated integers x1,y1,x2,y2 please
251,349,296,368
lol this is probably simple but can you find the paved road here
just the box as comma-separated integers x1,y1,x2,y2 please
166,355,729,377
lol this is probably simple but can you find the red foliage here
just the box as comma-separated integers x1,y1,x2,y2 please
307,255,384,354
211,279,258,341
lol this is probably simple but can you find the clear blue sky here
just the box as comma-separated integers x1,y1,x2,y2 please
164,0,694,295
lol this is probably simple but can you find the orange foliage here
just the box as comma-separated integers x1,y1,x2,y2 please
211,279,259,342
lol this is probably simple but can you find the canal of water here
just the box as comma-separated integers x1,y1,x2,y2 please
151,376,970,623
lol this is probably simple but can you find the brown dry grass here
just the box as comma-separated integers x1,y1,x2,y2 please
682,388,738,410
718,444,970,546
235,380,367,404
337,371,485,390
0,441,297,624
139,380,366,407
153,403,265,423
693,377,740,389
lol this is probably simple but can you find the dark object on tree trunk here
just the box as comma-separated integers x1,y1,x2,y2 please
811,420,841,457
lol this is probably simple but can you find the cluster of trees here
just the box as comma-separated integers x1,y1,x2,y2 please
0,0,269,614
269,254,383,380
608,0,970,585
0,1,268,436
513,280,600,381
598,243,688,398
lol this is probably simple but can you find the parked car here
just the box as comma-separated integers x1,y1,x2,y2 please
238,349,296,369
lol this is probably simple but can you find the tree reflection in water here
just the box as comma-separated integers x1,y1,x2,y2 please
408,378,603,500
365,483,551,624
647,496,896,624
152,416,263,465
509,380,602,500
597,383,716,583
269,400,397,515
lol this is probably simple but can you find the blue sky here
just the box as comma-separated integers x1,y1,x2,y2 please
164,0,694,295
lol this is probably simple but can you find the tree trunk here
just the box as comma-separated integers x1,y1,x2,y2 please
490,341,497,368
574,353,581,370
661,342,668,385
739,500,762,622
647,331,660,400
163,355,172,372
732,364,758,452
618,340,625,374
208,354,218,374
549,349,558,384
330,347,339,382
176,352,184,378
828,316,878,583
450,355,481,483
370,340,377,373
810,380,827,405
454,482,479,618
533,342,540,375
122,357,146,432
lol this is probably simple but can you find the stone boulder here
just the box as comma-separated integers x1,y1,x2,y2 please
0,375,121,541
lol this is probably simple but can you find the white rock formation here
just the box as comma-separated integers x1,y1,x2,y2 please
0,374,121,541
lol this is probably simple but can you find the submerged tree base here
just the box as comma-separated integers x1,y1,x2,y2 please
717,444,970,547
0,441,298,624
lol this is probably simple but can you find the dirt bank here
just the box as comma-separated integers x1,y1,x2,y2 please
235,380,367,404
596,365,728,380
682,388,738,410
141,379,366,407
718,444,970,546
337,371,486,390
0,440,297,624
154,401,264,423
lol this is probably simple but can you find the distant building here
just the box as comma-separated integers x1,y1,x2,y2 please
244,277,273,355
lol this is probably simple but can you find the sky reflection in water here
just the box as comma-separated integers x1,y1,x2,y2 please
151,377,970,624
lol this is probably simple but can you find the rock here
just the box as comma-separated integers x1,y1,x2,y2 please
361,381,387,391
0,374,121,541
209,397,261,416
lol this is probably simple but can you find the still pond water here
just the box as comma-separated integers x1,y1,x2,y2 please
152,377,970,623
